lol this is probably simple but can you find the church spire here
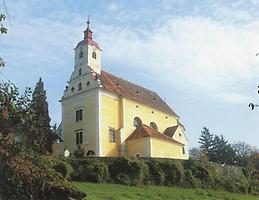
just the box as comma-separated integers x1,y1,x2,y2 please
84,16,92,40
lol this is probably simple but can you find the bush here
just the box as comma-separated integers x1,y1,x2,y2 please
146,159,163,185
81,159,109,183
159,160,184,186
109,157,149,185
0,155,86,200
116,173,131,185
32,155,74,181
53,161,74,180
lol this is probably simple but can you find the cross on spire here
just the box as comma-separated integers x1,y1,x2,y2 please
84,15,93,39
87,15,90,30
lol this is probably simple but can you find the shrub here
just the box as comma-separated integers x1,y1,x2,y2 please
160,160,184,186
32,155,74,181
183,169,201,188
146,159,163,185
53,161,74,180
0,155,86,200
109,157,149,185
116,173,131,185
81,159,109,183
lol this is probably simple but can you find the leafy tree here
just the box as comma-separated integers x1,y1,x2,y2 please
0,81,32,158
232,142,254,157
198,127,214,156
232,142,258,168
27,78,54,154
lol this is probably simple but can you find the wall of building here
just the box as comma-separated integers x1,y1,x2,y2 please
172,126,189,159
52,141,64,156
120,98,178,143
127,137,151,157
150,138,185,159
88,44,101,74
99,91,120,156
62,88,98,155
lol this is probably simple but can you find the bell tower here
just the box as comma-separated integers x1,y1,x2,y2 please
73,18,102,77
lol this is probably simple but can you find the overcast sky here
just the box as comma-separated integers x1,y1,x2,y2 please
1,0,259,148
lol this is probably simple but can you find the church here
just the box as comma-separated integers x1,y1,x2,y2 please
53,20,189,159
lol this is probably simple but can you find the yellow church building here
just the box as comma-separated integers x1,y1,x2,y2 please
54,21,189,159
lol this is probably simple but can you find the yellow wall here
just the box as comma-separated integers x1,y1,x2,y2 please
62,90,98,155
120,98,178,143
150,138,185,159
99,92,120,156
172,126,189,159
127,137,151,157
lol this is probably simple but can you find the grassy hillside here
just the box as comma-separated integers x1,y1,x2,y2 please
73,182,259,200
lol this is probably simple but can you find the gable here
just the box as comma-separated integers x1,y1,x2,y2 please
126,124,183,145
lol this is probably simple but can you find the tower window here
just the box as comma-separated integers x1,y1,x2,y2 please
133,117,142,128
78,83,82,91
149,122,158,131
86,81,90,86
109,128,116,143
92,51,97,59
76,131,83,145
76,109,83,122
79,51,83,58
182,147,185,154
71,87,74,92
79,68,82,76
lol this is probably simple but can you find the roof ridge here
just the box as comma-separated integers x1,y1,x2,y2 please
101,70,157,94
141,124,183,145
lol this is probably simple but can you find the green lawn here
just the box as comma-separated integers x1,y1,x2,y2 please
73,182,259,200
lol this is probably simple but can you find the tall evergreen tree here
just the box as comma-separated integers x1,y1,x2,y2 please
198,127,214,155
210,135,236,164
28,78,53,154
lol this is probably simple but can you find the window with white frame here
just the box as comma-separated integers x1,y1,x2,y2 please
76,109,83,122
76,131,83,145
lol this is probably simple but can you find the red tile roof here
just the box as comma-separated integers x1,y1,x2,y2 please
98,71,178,116
126,124,184,145
75,38,102,50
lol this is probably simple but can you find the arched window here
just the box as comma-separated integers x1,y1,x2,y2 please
79,68,82,76
149,122,158,131
92,51,97,59
133,117,142,128
78,82,82,91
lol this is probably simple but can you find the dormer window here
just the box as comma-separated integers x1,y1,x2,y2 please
92,51,97,59
79,68,82,76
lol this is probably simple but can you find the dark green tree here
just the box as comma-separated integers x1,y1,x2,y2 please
28,78,53,154
210,135,236,164
198,127,214,156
